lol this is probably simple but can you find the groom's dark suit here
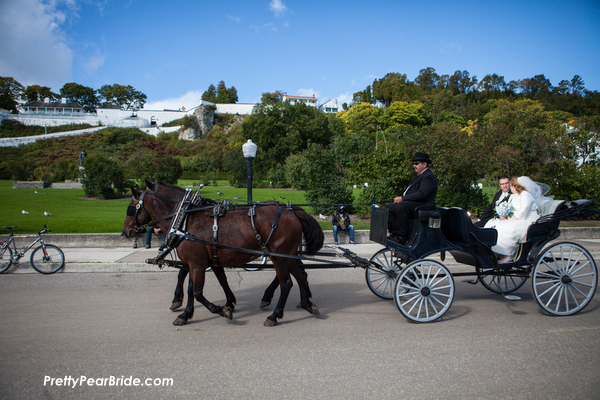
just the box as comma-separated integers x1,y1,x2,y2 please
385,168,438,240
474,190,510,227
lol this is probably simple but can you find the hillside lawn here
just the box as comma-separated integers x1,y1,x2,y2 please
2,180,593,235
0,180,371,234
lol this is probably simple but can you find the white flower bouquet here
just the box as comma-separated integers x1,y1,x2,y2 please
496,201,512,218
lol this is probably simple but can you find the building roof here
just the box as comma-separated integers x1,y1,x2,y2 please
23,101,83,109
283,93,316,99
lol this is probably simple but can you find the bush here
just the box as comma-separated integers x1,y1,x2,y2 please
81,155,128,199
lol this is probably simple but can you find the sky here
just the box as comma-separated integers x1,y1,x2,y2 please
1,0,599,111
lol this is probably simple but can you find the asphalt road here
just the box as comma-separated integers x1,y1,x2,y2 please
1,269,599,400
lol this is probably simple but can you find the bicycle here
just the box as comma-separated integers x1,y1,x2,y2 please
0,225,65,274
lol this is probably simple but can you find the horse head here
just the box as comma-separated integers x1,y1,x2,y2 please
121,184,152,238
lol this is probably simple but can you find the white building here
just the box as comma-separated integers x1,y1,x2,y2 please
282,93,318,107
318,99,338,114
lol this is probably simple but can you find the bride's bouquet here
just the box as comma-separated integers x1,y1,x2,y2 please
496,201,512,218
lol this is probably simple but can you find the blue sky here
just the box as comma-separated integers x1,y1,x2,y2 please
1,0,599,110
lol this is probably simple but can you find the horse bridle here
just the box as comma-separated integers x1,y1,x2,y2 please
127,191,148,232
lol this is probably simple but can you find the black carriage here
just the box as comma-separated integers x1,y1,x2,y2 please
350,199,598,323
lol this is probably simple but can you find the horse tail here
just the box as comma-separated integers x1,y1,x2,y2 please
291,205,324,255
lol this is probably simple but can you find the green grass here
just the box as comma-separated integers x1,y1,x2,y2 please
0,180,369,234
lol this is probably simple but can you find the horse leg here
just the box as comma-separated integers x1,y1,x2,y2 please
264,262,294,327
211,266,237,311
173,277,195,325
190,266,233,320
290,261,319,316
260,276,280,308
171,266,188,311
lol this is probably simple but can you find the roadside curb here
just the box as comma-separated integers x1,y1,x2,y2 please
2,227,599,248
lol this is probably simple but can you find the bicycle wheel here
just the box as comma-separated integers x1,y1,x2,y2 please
30,245,65,274
0,245,13,273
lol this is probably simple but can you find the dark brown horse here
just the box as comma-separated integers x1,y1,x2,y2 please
145,179,307,312
144,180,233,314
122,185,323,326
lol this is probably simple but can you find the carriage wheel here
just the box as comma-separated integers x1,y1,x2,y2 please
366,248,405,299
532,242,597,316
244,255,268,271
477,266,528,294
394,259,454,323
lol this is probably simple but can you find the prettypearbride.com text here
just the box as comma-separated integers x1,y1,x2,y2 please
43,375,173,388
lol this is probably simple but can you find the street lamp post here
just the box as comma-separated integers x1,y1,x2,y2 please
242,139,258,203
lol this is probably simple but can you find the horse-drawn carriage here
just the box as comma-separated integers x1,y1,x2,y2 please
122,182,598,326
358,200,598,322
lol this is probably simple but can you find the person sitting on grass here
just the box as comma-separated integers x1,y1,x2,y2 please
332,205,354,245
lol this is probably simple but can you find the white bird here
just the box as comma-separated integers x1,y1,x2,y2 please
22,210,29,214
35,191,39,193
319,214,327,220
44,212,53,216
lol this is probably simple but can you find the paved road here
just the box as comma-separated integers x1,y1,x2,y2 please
1,268,599,400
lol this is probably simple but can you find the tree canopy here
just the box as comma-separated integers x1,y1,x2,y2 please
201,81,238,104
97,84,147,110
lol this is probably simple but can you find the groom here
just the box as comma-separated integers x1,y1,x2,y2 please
474,175,511,227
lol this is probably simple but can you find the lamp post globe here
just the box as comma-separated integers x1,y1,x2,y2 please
242,140,258,203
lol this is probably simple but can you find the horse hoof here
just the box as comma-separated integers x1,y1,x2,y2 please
173,317,188,326
260,300,271,309
221,306,233,320
263,318,277,327
170,301,183,311
308,303,320,316
296,302,302,308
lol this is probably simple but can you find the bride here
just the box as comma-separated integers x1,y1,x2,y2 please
484,176,553,263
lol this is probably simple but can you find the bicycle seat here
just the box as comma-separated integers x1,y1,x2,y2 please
3,226,16,230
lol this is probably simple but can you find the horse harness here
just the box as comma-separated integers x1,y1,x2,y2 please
133,190,287,267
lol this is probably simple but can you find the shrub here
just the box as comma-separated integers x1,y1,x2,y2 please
81,155,128,199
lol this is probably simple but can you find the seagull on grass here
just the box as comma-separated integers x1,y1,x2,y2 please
22,210,29,214
44,212,53,216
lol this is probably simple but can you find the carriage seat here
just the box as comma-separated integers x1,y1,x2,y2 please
440,207,497,247
523,200,566,243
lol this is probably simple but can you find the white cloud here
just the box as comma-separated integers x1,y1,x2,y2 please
297,88,320,99
82,53,105,74
0,0,75,89
337,92,353,106
227,15,240,23
142,90,203,111
269,0,287,17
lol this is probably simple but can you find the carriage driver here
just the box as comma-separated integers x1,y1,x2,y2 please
385,152,438,245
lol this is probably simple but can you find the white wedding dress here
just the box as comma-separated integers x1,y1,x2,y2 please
484,177,546,257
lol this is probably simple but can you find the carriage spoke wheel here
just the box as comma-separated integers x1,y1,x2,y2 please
394,259,454,323
532,242,597,316
244,255,269,271
366,248,405,299
477,266,528,294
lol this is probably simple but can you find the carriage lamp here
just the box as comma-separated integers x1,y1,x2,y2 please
242,139,258,203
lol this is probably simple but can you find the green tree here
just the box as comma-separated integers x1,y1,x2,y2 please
379,101,427,129
415,67,440,90
260,90,284,104
241,101,334,173
97,84,147,110
59,83,99,112
337,102,383,134
126,150,182,184
372,72,412,107
0,76,24,112
201,84,218,103
23,85,58,103
81,155,128,199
